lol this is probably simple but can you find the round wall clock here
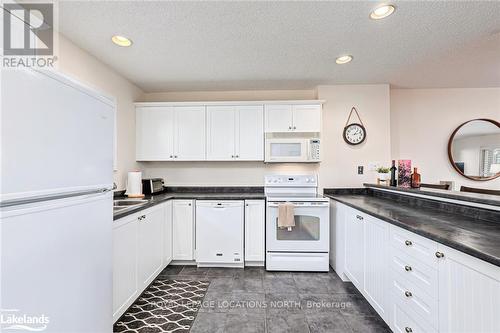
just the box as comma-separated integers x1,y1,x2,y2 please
343,123,366,145
343,107,367,145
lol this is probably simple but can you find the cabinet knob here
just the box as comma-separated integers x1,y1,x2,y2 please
231,155,234,158
188,203,192,206
293,126,296,130
170,155,173,158
288,126,292,130
405,328,413,333
356,215,363,221
404,291,413,298
404,265,412,272
174,155,178,158
405,240,413,246
435,251,445,258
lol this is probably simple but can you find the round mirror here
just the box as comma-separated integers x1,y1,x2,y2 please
448,119,500,181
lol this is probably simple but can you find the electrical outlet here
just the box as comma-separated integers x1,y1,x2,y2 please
358,166,364,175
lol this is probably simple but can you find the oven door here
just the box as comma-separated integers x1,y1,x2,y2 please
266,201,329,252
265,139,308,162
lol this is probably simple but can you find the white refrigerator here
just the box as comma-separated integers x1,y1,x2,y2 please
1,69,114,332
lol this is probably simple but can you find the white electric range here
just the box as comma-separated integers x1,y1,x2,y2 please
265,175,330,272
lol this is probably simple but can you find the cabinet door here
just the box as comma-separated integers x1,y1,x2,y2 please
438,244,500,333
173,200,195,260
138,205,164,290
236,106,264,160
136,107,174,161
206,106,236,160
344,209,364,289
264,105,293,132
244,200,265,262
174,106,206,160
363,215,389,320
292,105,321,132
163,201,173,266
113,215,139,322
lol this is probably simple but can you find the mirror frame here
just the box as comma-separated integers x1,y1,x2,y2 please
447,118,500,181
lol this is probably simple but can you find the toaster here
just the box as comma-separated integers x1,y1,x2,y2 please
142,178,164,194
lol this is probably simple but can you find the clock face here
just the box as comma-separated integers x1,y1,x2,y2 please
343,123,366,145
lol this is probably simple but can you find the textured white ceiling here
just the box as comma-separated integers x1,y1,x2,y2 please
58,1,500,92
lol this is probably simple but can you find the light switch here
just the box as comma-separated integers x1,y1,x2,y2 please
358,166,364,175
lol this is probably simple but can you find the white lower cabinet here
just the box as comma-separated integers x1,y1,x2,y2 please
344,208,365,288
172,200,195,260
438,244,500,333
244,200,265,263
112,214,139,322
343,207,388,321
163,200,173,265
113,201,173,323
138,204,165,290
363,215,389,321
334,202,500,333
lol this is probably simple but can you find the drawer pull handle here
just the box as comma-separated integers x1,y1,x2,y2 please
405,328,413,333
405,240,413,246
404,265,412,272
356,215,363,220
435,251,445,258
404,291,413,298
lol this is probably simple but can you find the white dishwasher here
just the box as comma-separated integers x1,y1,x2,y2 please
195,201,244,267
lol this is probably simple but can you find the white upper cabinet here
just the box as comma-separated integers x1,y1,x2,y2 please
207,105,263,161
264,104,321,132
292,105,321,132
264,105,293,132
237,106,264,160
136,107,174,161
136,101,320,161
207,106,237,160
136,106,206,161
174,106,206,160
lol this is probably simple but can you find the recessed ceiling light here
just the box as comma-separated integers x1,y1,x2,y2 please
111,35,132,47
370,4,395,20
336,55,353,64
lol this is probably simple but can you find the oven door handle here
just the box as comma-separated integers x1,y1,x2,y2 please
267,202,329,208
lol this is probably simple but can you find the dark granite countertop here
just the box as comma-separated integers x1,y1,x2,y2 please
114,187,265,221
364,183,500,208
324,188,500,267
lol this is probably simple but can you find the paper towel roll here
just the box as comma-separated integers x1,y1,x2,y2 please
125,171,142,196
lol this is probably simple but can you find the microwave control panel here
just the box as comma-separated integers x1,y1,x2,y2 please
310,139,320,160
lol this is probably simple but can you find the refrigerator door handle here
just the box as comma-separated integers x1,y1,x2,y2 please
0,187,113,208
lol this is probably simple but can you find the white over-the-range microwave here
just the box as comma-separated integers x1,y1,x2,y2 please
265,138,321,163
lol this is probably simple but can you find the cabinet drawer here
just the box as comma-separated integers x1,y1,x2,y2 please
392,302,437,333
390,250,438,297
390,225,438,267
392,274,438,329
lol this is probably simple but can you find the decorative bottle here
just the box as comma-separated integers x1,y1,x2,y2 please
411,167,421,188
390,160,397,187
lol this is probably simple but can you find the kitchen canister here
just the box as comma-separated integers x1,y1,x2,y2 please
125,171,144,198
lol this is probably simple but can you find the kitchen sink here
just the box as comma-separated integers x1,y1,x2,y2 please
113,199,149,207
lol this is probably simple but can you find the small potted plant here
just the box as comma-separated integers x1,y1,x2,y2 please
377,166,391,181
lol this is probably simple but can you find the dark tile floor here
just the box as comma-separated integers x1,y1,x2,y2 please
156,265,391,333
